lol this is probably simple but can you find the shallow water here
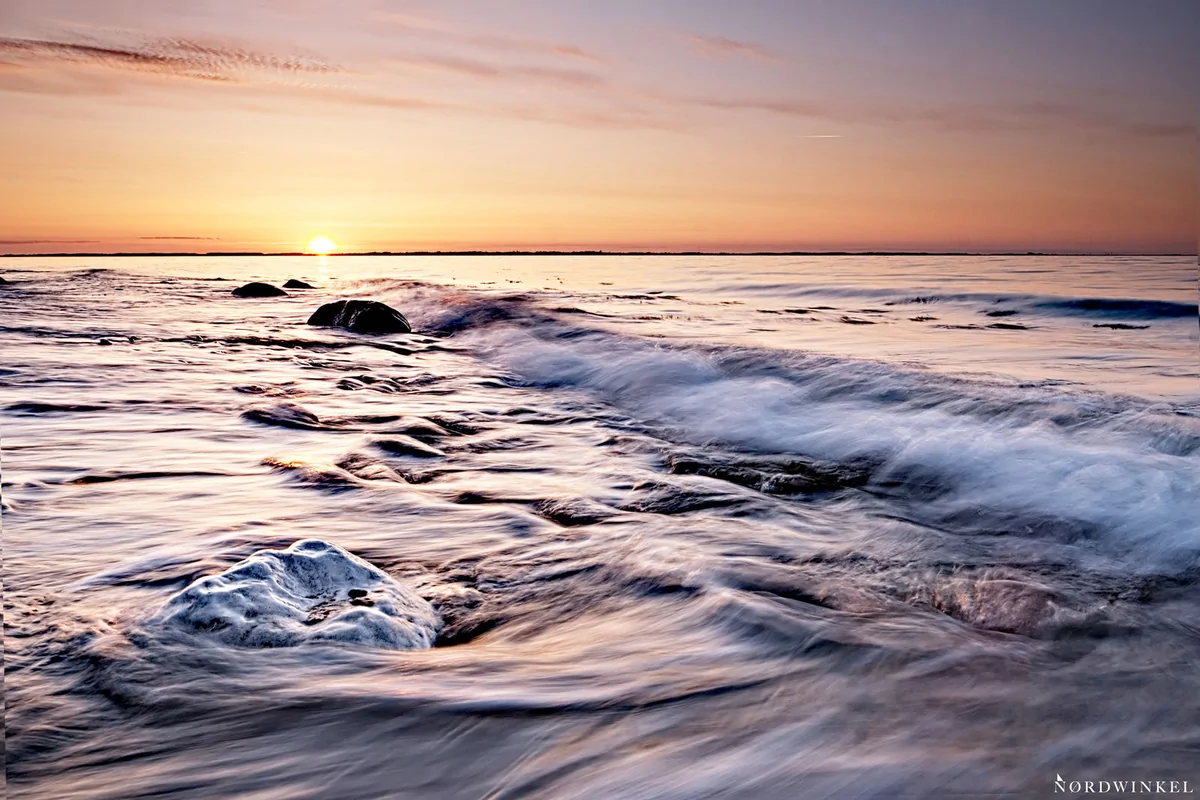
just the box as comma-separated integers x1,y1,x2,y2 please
2,255,1198,798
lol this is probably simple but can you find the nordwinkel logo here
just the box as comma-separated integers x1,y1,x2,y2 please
1055,774,1194,794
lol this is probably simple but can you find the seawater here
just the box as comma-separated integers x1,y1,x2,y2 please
2,255,1198,798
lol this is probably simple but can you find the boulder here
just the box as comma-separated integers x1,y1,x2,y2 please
154,539,440,649
284,279,316,289
232,282,287,298
308,300,411,334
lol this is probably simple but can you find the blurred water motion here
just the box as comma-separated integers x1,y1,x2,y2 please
3,255,1198,798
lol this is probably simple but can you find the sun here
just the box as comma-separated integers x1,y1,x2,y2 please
305,235,338,255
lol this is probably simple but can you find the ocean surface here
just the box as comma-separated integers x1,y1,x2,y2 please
2,255,1198,799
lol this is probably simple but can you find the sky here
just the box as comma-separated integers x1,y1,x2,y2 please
0,0,1196,254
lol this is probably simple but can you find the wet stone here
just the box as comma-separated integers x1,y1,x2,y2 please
307,300,411,334
232,282,288,298
153,539,440,650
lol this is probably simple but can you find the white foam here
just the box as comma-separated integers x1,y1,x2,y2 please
479,328,1200,569
155,540,440,649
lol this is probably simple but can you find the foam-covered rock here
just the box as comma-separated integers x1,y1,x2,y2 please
155,539,440,649
308,300,411,334
232,282,288,298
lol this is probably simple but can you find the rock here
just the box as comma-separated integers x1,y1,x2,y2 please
97,338,113,346
242,401,323,429
0,276,8,284
232,282,288,298
372,435,444,458
154,539,440,650
284,279,315,289
307,300,411,334
930,577,1061,636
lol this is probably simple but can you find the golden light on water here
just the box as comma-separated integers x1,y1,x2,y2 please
305,235,338,255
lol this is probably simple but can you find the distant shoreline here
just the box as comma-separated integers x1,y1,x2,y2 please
1,250,1193,258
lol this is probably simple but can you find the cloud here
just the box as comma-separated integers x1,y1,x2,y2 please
299,84,668,130
688,95,1191,139
376,12,603,63
0,31,1182,141
382,52,607,88
0,239,98,244
687,35,781,63
0,36,341,83
139,236,219,240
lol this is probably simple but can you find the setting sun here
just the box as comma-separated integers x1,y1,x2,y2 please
305,235,338,255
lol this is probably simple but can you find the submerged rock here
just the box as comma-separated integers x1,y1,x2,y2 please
284,279,315,289
232,282,288,298
154,539,440,649
242,401,322,429
371,435,445,458
929,576,1062,636
308,300,411,334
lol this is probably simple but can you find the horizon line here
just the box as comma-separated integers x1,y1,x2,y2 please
1,249,1193,258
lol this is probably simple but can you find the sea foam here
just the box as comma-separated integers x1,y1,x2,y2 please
480,325,1200,570
154,540,439,649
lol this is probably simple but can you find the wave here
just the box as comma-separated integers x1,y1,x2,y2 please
703,281,1196,321
1032,297,1197,319
885,292,1196,320
454,316,1200,571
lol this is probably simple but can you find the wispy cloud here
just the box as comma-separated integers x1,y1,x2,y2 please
0,30,1183,141
376,12,603,63
0,239,98,245
382,52,607,88
139,236,220,240
687,35,782,63
688,96,1190,139
0,36,341,83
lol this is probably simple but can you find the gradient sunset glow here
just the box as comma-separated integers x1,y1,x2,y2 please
0,0,1195,255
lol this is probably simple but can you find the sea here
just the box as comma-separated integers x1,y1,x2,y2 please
2,254,1198,799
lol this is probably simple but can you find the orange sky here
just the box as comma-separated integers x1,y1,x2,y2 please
0,1,1195,254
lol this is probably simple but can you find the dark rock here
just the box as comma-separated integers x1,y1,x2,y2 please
371,435,444,458
667,453,874,495
348,588,368,599
307,300,411,334
0,276,8,283
242,402,322,429
531,498,617,526
985,309,1018,317
98,338,113,346
232,282,287,298
1093,323,1150,330
284,279,316,289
